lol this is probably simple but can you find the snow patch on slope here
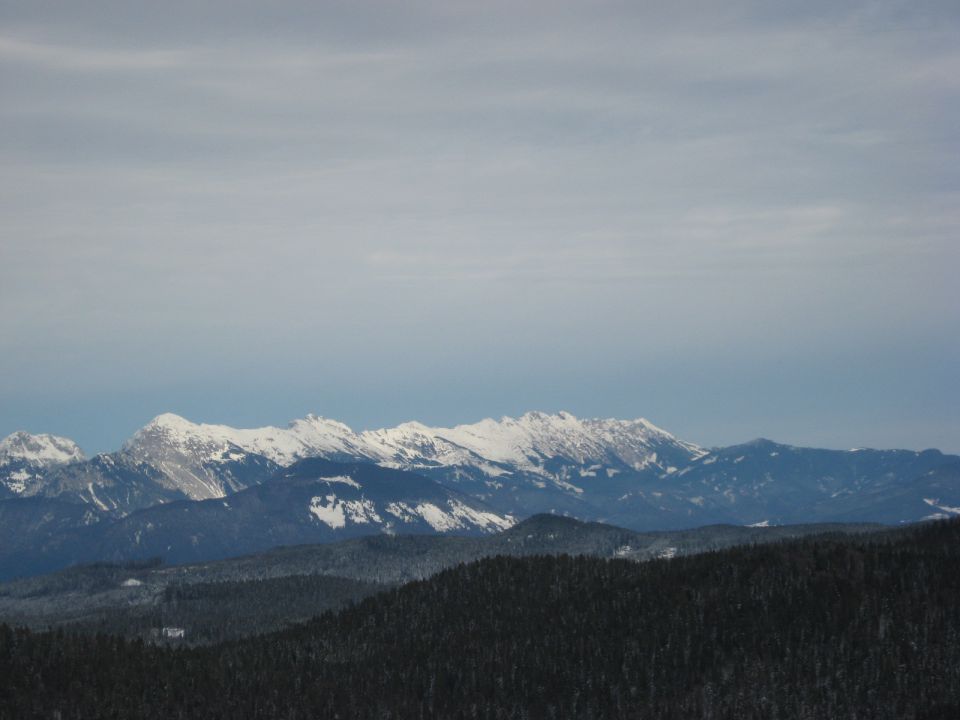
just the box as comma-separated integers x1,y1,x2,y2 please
309,495,346,528
308,492,384,528
382,499,514,532
316,474,361,489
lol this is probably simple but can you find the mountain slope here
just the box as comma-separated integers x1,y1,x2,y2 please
88,458,514,566
0,459,515,577
629,438,960,527
0,497,103,580
38,453,188,512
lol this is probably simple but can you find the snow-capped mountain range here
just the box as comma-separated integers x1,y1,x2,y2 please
2,411,958,538
116,410,703,502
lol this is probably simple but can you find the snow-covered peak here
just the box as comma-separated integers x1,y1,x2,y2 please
392,420,432,433
297,414,355,434
125,412,373,468
126,413,216,454
0,431,85,468
145,412,195,430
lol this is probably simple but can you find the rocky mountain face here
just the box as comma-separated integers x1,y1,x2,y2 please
0,419,284,515
40,454,186,513
121,415,283,501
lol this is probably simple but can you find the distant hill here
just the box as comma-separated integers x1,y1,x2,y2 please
0,513,883,640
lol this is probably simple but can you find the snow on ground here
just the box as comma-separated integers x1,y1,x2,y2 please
309,495,346,529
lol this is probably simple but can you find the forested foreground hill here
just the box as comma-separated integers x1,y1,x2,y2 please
2,521,960,719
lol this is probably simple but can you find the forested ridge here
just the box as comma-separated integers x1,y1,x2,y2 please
2,520,959,719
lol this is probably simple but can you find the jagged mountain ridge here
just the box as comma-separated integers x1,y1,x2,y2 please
116,410,706,520
0,411,703,516
123,410,702,486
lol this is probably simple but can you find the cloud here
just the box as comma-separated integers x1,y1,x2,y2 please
0,34,189,72
0,0,957,451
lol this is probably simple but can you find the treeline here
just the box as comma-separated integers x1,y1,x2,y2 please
2,520,960,719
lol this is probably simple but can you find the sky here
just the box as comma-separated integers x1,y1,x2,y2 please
1,0,958,455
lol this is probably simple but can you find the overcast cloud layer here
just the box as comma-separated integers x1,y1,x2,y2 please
1,1,957,454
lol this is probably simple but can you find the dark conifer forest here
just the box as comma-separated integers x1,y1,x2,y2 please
2,519,959,719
